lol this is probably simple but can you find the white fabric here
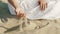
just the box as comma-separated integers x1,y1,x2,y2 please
8,2,16,15
8,0,60,20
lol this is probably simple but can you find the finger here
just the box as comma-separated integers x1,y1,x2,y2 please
43,3,47,10
44,4,46,10
17,15,20,18
20,13,25,17
46,3,48,8
16,10,20,15
44,4,45,10
40,3,42,10
15,10,17,15
44,3,48,10
16,11,21,18
41,4,43,11
17,12,20,15
42,4,45,10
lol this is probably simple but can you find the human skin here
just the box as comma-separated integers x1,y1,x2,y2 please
8,0,48,18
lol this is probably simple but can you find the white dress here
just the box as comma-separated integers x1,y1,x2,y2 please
8,0,60,20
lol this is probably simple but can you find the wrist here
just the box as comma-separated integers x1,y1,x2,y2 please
39,0,47,3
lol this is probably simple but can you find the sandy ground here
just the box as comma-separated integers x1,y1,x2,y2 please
0,0,60,34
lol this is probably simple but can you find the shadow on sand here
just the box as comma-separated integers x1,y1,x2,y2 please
0,1,18,23
0,1,19,33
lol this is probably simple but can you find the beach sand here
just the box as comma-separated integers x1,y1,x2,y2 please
0,0,60,34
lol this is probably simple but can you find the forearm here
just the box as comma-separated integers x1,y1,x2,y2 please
8,0,20,9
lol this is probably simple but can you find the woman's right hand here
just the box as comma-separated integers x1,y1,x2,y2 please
39,0,48,11
15,8,26,18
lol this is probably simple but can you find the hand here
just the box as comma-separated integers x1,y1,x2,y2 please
39,0,48,11
15,8,25,18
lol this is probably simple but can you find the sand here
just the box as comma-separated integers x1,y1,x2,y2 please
0,0,60,34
